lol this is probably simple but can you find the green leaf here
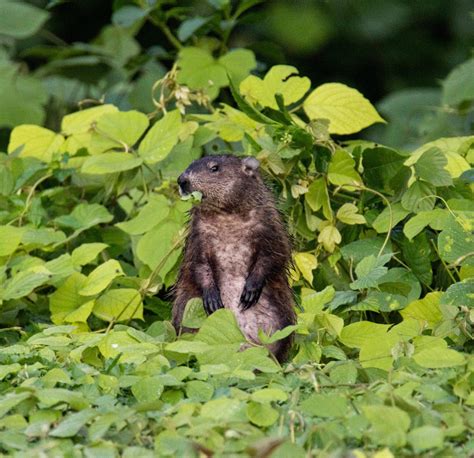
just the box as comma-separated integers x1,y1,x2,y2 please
61,105,118,135
177,47,256,98
414,147,453,186
2,269,50,300
372,203,410,233
438,219,474,263
81,153,143,175
246,401,279,426
131,377,164,402
197,309,246,346
401,234,433,286
138,111,182,164
413,337,465,368
49,272,94,324
50,410,95,438
327,149,361,186
350,254,391,290
400,292,443,328
401,181,436,213
303,83,385,134
294,252,317,283
340,237,392,263
0,0,49,38
181,298,207,329
93,288,143,322
305,178,331,218
79,260,124,296
92,110,149,151
0,63,47,127
55,203,113,230
336,203,366,225
71,243,108,267
408,426,444,452
185,381,214,402
36,388,90,411
300,394,348,417
201,398,244,422
136,220,182,276
250,388,288,403
317,225,341,253
240,65,310,109
0,393,31,418
8,125,64,162
116,194,170,235
0,226,24,256
362,405,410,447
441,279,474,308
403,209,450,240
442,58,474,106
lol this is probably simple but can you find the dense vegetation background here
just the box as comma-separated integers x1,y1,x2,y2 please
0,0,473,456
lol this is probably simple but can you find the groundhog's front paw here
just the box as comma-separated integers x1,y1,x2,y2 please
203,287,224,314
240,278,263,310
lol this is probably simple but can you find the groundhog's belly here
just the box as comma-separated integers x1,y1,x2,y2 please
214,242,280,345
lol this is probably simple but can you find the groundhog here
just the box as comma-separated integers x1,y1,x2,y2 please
172,154,295,362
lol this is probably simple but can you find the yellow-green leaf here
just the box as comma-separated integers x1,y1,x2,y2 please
8,125,64,162
318,225,341,252
303,83,385,134
93,288,143,322
336,203,366,225
294,252,317,283
79,260,124,296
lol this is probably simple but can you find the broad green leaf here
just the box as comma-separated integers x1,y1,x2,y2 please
413,337,465,368
400,292,443,328
93,288,143,322
250,388,288,403
71,243,108,267
0,226,24,256
79,260,124,296
372,203,410,233
197,309,245,346
0,63,47,127
201,398,244,422
0,393,31,418
0,0,49,38
300,394,348,417
350,254,391,290
414,147,452,186
303,83,385,134
401,181,436,213
181,298,207,329
441,279,474,308
36,389,90,411
138,110,182,164
94,110,149,148
49,273,94,324
185,381,214,402
81,153,143,175
55,203,113,230
408,426,444,452
50,410,95,437
246,401,279,426
362,405,410,447
21,228,66,248
401,234,432,286
301,286,335,312
2,268,50,300
294,252,317,283
358,291,407,312
305,178,331,219
336,203,366,225
240,65,310,109
438,219,474,263
8,125,64,162
340,237,392,263
318,225,341,252
327,149,361,186
136,220,182,276
61,105,118,135
0,363,21,381
403,209,450,240
116,194,170,235
442,58,474,106
131,377,163,402
177,47,256,98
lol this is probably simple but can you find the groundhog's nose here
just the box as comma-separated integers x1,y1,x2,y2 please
177,173,190,195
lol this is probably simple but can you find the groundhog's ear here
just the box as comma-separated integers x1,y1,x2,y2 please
242,156,260,175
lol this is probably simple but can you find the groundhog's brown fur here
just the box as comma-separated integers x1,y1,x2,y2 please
172,154,295,362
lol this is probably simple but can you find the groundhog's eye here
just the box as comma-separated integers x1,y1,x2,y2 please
210,165,219,172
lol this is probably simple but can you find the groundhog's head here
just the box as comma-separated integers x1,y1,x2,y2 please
177,155,261,209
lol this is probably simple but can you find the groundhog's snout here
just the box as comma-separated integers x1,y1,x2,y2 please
177,173,191,196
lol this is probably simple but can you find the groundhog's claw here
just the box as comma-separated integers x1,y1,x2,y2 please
240,279,263,310
203,288,224,314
